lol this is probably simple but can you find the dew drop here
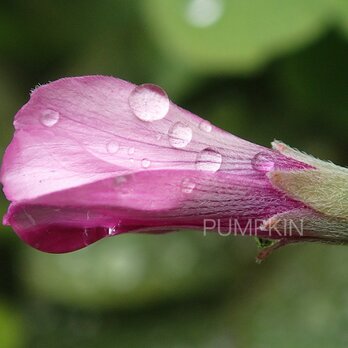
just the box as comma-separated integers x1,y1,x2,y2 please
199,120,212,133
141,159,151,168
129,84,169,122
108,226,116,236
128,147,135,155
168,122,193,148
106,140,119,154
181,178,196,193
40,109,60,127
186,0,223,28
252,152,275,172
196,148,222,172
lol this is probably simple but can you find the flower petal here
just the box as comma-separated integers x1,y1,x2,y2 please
4,171,305,252
1,76,311,252
1,76,306,202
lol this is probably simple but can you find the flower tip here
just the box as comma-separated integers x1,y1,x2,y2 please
271,139,287,152
2,214,10,226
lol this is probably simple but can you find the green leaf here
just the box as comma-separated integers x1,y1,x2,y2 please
0,301,24,348
21,232,252,309
231,244,348,348
25,300,233,348
143,0,331,73
334,0,348,37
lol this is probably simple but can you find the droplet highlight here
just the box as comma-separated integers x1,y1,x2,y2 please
196,148,222,172
129,84,169,122
106,141,119,154
108,226,116,236
168,122,193,148
141,159,151,168
252,152,275,172
40,109,60,127
186,0,223,28
199,120,212,133
181,178,196,193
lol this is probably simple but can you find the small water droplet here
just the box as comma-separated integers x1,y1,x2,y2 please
129,84,169,122
199,120,212,133
128,147,135,155
186,0,223,28
181,178,196,193
40,109,60,127
108,226,116,236
168,122,193,148
141,159,151,168
252,152,275,172
106,140,119,154
196,148,222,172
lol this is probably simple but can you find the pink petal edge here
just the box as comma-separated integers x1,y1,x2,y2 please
1,76,312,253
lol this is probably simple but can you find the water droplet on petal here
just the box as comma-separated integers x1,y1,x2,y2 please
199,120,212,133
252,152,275,172
128,147,135,155
129,84,169,122
40,109,60,127
196,148,222,172
141,159,151,168
106,140,119,154
181,178,196,193
169,122,193,148
186,0,223,28
108,226,116,236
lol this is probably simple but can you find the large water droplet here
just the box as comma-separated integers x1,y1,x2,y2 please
186,0,223,28
141,159,151,168
181,178,196,193
252,152,275,172
106,140,119,154
199,120,212,133
129,84,169,122
196,148,222,172
168,122,193,148
40,109,60,127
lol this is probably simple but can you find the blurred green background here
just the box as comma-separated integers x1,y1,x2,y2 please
0,1,348,347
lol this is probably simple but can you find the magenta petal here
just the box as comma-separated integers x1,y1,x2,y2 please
4,204,113,253
1,76,309,253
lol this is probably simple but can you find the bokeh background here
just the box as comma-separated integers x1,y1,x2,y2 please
0,1,348,347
